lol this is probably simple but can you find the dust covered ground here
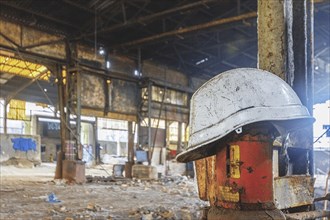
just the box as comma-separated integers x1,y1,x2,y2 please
0,162,207,220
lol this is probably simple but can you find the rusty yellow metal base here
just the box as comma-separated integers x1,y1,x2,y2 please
207,207,286,220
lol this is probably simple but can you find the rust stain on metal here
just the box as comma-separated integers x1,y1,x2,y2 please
274,175,315,209
195,158,207,200
206,156,217,205
195,155,217,202
257,0,286,79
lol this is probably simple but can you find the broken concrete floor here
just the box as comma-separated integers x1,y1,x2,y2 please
0,163,207,220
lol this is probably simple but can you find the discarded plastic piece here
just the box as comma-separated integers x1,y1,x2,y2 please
46,192,61,203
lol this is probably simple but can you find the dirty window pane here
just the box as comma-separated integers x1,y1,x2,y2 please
141,87,148,100
169,121,178,142
151,86,188,106
97,118,128,141
151,86,165,102
141,118,165,129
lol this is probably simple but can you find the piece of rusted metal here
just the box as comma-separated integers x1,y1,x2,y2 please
215,133,274,209
195,131,277,211
274,175,314,209
195,157,208,201
313,193,330,202
62,160,86,184
195,156,217,202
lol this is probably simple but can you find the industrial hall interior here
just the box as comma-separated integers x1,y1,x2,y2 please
0,0,329,219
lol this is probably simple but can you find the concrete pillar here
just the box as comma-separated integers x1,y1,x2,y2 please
258,0,313,110
257,0,286,79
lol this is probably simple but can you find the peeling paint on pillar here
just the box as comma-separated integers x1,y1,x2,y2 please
258,0,286,80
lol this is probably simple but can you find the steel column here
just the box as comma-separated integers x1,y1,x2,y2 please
76,70,81,145
128,121,135,163
3,100,7,134
126,121,135,178
93,120,99,164
290,0,314,176
55,65,67,179
147,81,152,165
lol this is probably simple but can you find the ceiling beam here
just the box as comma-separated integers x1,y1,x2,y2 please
81,0,217,38
115,12,257,48
1,1,79,30
63,0,122,33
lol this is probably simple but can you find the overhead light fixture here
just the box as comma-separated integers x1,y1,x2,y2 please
196,57,209,65
99,47,105,55
43,88,47,92
106,60,111,69
134,70,140,76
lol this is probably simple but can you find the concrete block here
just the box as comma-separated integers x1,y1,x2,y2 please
62,160,86,184
0,134,41,163
132,165,158,180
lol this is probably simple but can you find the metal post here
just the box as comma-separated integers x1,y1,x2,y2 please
55,65,66,179
290,0,314,176
58,65,67,154
128,121,134,163
126,121,135,178
3,99,7,134
65,40,71,141
177,122,182,154
147,81,152,165
93,120,99,164
76,71,81,145
306,0,314,177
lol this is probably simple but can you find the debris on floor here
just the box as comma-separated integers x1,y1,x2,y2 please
0,164,208,219
1,157,40,168
46,192,61,203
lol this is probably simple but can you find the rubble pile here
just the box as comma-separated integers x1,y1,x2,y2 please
128,206,199,220
85,175,116,183
47,204,113,220
1,157,40,168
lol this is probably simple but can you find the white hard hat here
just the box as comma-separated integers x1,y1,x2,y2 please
176,68,314,162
